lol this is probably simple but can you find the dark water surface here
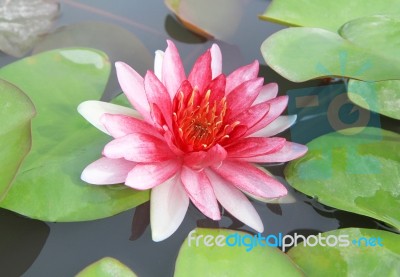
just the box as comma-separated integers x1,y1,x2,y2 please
0,1,397,276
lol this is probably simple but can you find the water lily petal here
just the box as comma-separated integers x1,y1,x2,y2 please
154,50,164,80
184,144,227,170
78,100,141,135
211,161,287,198
115,61,151,120
226,137,286,158
151,174,189,242
232,142,308,163
81,157,136,185
103,133,174,162
188,49,212,95
205,74,226,106
101,113,162,138
225,77,264,120
251,115,297,137
181,166,221,220
210,43,222,79
125,160,181,189
162,40,186,99
226,60,259,94
253,83,278,105
206,169,263,232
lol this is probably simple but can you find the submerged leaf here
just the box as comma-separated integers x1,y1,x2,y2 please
0,0,60,57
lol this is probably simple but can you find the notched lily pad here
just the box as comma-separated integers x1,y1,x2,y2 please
76,257,138,277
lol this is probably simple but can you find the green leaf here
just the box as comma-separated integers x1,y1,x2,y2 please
0,79,35,201
174,228,304,277
261,27,400,82
76,257,137,277
260,0,400,32
284,127,400,230
0,48,149,221
348,80,400,120
288,228,400,276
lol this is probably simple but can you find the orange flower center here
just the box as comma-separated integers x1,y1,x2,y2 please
173,88,239,152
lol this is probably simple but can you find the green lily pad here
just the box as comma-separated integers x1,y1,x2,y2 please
348,80,400,120
174,228,304,277
0,79,35,201
261,27,400,82
0,48,149,221
288,228,400,276
76,257,137,277
260,0,400,32
284,127,400,230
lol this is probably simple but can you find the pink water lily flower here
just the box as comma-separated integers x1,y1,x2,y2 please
78,41,307,241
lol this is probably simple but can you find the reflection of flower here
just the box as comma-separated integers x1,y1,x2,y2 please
78,41,307,241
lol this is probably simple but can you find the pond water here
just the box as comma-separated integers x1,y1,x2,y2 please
0,1,398,276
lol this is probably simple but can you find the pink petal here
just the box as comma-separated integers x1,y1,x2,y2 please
77,100,141,135
181,166,221,220
103,133,174,162
205,74,226,107
211,161,287,198
246,96,288,135
81,157,136,185
183,144,227,170
226,60,259,94
151,174,189,241
188,49,212,95
226,137,286,158
125,160,181,190
115,62,151,121
210,44,222,79
154,50,164,80
225,77,264,120
162,40,186,99
253,83,278,105
231,142,308,163
101,113,162,139
206,169,263,232
251,115,297,137
144,70,173,128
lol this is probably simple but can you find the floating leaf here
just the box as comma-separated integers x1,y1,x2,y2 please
261,27,400,82
174,228,303,277
76,257,137,277
0,0,60,57
0,79,35,201
285,127,400,230
348,80,400,120
165,0,246,40
0,48,149,221
32,21,153,100
288,228,400,276
260,0,400,32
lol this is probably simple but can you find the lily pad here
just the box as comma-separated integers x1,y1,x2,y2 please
260,0,400,32
0,79,35,201
261,27,400,82
0,48,149,221
288,228,400,276
0,0,60,57
76,257,137,277
174,228,304,277
348,80,400,120
284,127,400,230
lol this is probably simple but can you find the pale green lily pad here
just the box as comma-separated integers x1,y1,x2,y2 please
0,79,35,201
261,27,400,82
348,80,400,120
174,228,304,277
0,48,149,221
76,257,137,277
288,228,400,276
260,0,400,32
285,127,400,230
